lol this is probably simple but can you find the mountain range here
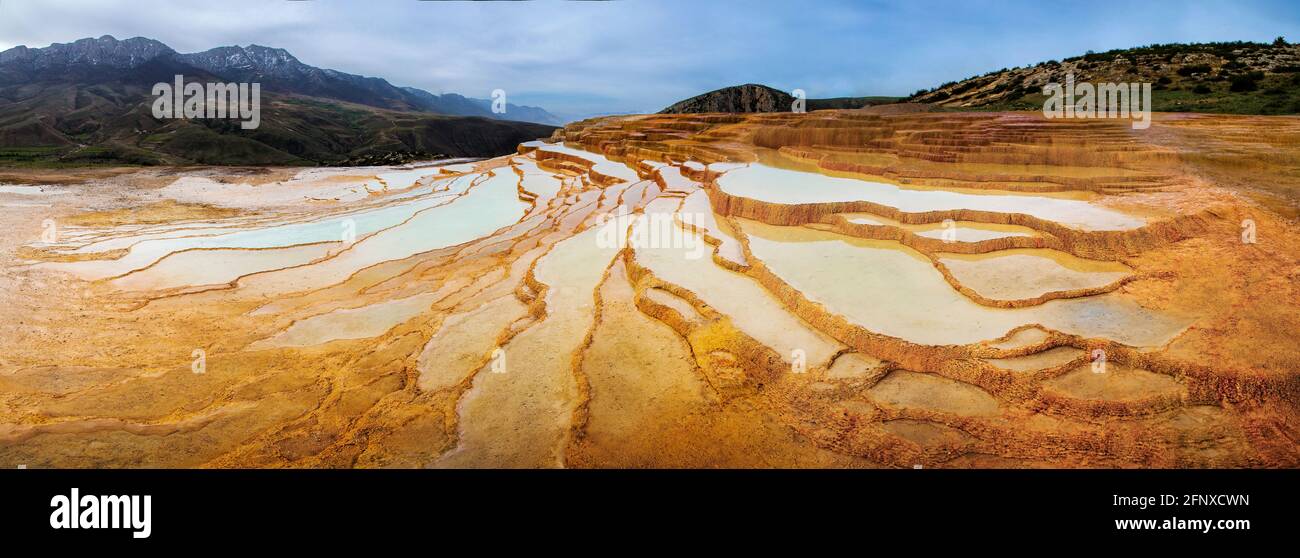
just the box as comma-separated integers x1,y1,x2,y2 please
0,35,560,166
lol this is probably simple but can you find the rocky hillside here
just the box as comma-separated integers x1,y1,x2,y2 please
660,83,898,113
0,36,559,166
661,84,794,113
909,40,1300,114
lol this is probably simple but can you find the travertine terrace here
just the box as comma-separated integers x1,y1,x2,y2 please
1,109,1298,468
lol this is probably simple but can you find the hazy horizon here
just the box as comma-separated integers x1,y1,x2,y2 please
2,0,1298,119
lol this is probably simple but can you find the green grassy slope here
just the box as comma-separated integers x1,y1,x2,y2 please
910,40,1300,115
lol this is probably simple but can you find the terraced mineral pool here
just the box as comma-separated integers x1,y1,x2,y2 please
718,164,1145,231
937,249,1131,302
416,295,528,392
359,170,433,193
1043,363,1186,402
522,141,641,183
642,287,704,324
237,169,530,295
39,172,486,281
365,161,478,192
984,346,1085,372
376,172,473,202
162,174,377,206
437,225,621,468
843,213,895,226
881,419,971,448
428,162,477,174
738,219,1187,347
826,352,885,379
841,212,1044,242
631,199,842,367
249,291,440,349
0,185,67,195
985,327,1051,350
914,222,1040,242
678,190,746,266
110,243,339,291
55,210,338,255
865,370,1001,417
512,159,564,200
160,162,473,208
656,166,699,193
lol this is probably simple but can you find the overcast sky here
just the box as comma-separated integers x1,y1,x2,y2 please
1,0,1297,119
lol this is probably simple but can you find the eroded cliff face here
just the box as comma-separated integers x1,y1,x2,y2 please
658,84,796,114
1,109,1297,468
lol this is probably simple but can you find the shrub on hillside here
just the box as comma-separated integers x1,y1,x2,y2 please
1230,75,1259,92
1178,64,1213,76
